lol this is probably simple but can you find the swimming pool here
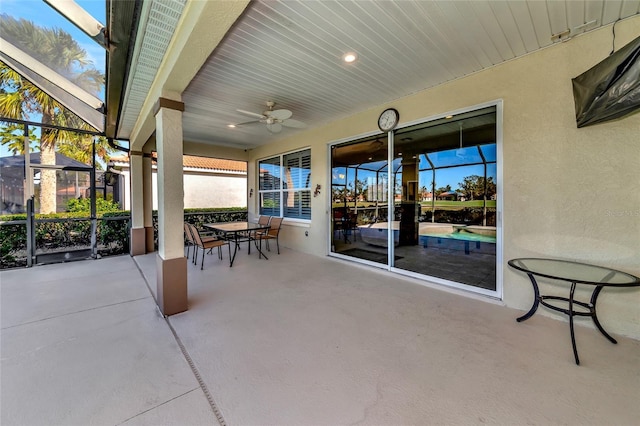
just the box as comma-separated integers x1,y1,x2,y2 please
421,231,496,243
358,222,496,247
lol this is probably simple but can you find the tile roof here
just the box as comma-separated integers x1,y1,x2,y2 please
110,154,246,172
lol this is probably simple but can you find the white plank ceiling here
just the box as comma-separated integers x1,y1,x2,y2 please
121,0,640,149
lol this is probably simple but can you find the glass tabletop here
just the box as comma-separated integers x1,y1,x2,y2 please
508,258,640,287
205,222,268,233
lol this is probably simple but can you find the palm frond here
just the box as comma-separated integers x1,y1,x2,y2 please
0,90,26,120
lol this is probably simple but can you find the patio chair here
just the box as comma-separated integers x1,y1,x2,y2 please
343,212,359,243
184,222,195,261
258,215,271,227
250,215,271,242
187,223,231,269
185,222,219,264
255,216,283,254
333,209,344,240
333,209,357,243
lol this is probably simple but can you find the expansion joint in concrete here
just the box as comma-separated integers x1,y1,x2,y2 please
0,296,150,330
166,318,227,426
132,257,226,425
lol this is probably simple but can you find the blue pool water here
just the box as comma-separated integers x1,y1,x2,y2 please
420,232,496,243
419,233,495,255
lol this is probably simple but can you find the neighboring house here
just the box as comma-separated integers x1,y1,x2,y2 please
437,191,464,201
109,154,247,210
421,192,433,202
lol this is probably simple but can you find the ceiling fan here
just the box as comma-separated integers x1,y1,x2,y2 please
234,101,307,133
368,138,384,153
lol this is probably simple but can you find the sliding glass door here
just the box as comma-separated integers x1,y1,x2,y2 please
330,105,499,294
330,136,392,264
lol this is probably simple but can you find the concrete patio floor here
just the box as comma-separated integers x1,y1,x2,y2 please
2,248,639,425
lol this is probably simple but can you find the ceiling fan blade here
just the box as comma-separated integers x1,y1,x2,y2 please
266,123,282,133
269,109,292,120
281,119,307,129
368,140,384,152
236,109,266,119
235,120,261,126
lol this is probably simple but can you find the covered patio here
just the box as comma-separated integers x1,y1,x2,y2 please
2,1,640,424
2,251,639,425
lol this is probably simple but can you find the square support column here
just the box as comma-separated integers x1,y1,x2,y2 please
399,158,419,246
143,154,155,252
154,97,187,316
129,152,146,255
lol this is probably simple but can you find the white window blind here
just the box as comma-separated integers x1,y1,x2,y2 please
258,149,311,219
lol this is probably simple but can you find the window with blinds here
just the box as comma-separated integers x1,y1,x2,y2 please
258,149,311,220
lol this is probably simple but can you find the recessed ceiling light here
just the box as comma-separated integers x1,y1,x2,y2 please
445,115,454,119
343,52,358,63
398,152,403,156
227,124,236,128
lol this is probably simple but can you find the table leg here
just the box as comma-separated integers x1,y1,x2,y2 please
517,273,540,322
256,235,268,260
569,282,580,365
590,285,617,344
229,233,239,267
256,235,261,259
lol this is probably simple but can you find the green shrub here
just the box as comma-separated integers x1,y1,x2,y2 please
66,197,121,213
99,211,130,254
1,208,247,268
0,215,27,267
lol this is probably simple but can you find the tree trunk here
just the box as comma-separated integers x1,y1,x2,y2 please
285,167,294,208
39,144,57,213
38,107,58,214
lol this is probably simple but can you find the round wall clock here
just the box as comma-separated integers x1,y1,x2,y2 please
378,108,400,132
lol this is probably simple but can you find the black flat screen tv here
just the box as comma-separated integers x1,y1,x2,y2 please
572,34,640,128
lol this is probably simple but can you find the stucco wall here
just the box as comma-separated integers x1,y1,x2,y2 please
183,172,247,209
120,169,247,210
243,17,640,339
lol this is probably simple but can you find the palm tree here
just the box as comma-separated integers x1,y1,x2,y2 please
0,14,104,213
56,134,113,170
0,121,37,154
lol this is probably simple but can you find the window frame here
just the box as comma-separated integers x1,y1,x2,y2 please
258,147,311,221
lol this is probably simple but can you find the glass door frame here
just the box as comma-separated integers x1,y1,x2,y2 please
327,100,503,300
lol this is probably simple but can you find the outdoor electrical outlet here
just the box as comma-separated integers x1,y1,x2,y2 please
305,230,309,237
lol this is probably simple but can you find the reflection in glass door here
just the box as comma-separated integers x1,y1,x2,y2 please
330,105,498,293
331,136,391,264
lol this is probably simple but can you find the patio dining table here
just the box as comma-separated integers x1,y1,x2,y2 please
204,222,271,267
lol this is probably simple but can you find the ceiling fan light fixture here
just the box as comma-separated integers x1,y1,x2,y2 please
227,124,236,128
342,52,358,63
236,101,306,133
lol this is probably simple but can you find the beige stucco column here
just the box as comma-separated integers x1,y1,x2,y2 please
154,97,187,316
129,151,146,255
143,152,154,252
399,157,419,246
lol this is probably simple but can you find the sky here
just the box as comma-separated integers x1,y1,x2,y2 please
0,0,107,158
1,0,106,71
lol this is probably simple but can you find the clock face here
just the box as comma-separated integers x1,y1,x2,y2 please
378,108,399,132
